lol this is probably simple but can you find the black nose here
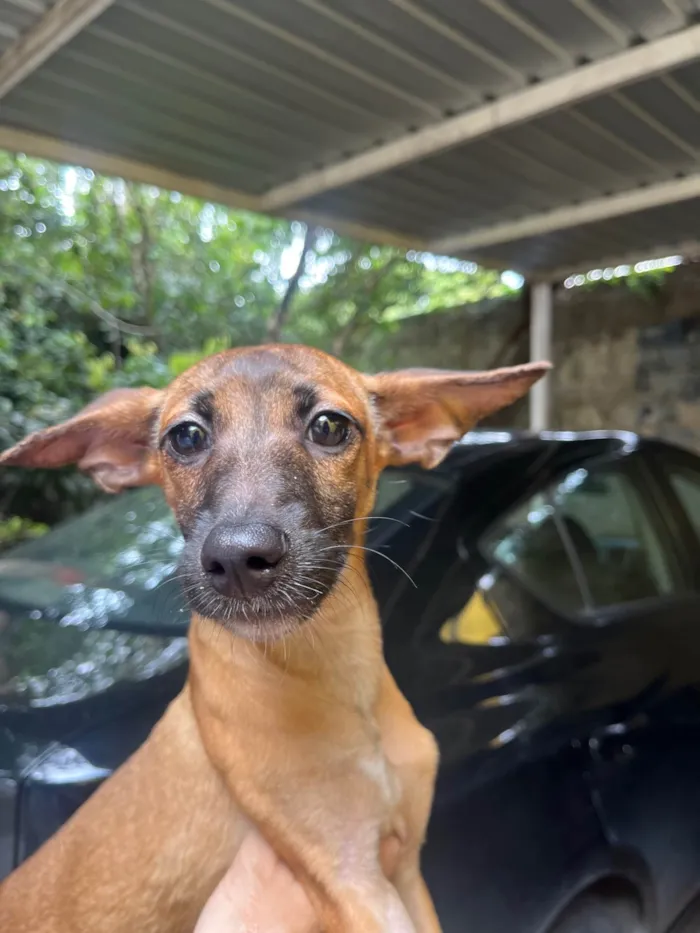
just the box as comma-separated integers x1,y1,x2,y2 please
201,523,288,598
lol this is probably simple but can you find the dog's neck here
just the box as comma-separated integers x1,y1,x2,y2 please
188,549,384,718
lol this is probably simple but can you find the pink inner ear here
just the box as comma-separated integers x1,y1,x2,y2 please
78,439,157,493
0,385,163,492
0,425,89,469
78,440,150,470
369,363,550,470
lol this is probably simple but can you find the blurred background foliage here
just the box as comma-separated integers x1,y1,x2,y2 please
0,150,515,546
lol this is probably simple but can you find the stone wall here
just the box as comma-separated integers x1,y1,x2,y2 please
359,263,700,450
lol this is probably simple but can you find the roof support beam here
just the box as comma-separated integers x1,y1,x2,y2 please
0,0,115,101
0,125,427,251
431,173,700,255
529,282,553,432
261,23,700,211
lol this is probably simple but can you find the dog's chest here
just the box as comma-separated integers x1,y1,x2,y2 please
357,750,397,808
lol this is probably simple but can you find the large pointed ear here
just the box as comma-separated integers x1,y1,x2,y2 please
0,387,163,493
365,362,551,469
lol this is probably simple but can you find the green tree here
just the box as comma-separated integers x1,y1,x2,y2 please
0,150,514,545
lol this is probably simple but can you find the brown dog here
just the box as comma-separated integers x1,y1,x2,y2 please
0,345,549,932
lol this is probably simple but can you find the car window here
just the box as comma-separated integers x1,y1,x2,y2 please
481,464,676,617
667,467,700,541
373,470,420,515
481,484,588,616
0,487,188,632
561,468,676,603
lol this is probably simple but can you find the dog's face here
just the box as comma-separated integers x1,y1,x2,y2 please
0,345,548,639
155,346,381,636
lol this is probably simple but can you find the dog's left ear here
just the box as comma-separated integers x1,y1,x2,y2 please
365,362,551,469
0,387,163,493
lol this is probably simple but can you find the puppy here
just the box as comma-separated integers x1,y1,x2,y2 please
0,345,549,932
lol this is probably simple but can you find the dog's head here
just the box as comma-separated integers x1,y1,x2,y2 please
0,345,549,639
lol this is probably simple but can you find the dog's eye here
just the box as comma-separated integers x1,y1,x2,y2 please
308,412,350,448
167,422,209,458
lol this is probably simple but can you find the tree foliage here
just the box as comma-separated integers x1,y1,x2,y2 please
0,149,514,544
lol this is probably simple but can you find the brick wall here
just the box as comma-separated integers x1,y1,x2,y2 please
355,263,700,450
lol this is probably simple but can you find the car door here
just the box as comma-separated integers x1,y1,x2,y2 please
385,443,700,932
646,445,700,584
562,449,700,931
381,445,619,933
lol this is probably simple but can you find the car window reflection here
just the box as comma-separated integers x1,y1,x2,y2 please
439,582,505,645
482,463,678,620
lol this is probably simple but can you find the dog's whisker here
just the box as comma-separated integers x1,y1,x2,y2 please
313,515,409,536
319,544,417,588
291,580,324,598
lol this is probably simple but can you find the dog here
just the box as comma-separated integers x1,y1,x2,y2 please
0,345,549,932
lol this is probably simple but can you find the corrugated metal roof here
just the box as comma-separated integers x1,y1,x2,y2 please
0,0,699,277
466,196,700,273
294,60,700,237
0,0,55,55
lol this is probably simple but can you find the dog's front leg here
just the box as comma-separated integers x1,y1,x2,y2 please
315,875,416,933
191,712,413,930
207,760,416,933
377,667,442,933
391,864,441,933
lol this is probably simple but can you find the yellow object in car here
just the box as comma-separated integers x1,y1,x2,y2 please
440,590,503,644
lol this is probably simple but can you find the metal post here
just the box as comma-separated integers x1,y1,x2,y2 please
529,281,553,432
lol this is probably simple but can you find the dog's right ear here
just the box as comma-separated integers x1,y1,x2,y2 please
366,362,551,470
0,387,163,493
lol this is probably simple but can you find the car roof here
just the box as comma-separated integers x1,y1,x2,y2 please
457,427,642,446
441,427,646,469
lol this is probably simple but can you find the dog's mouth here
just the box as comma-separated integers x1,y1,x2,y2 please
178,530,348,640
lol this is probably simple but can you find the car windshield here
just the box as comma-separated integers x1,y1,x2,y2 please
0,469,440,634
0,487,187,633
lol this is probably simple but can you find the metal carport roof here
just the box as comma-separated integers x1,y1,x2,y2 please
0,0,699,281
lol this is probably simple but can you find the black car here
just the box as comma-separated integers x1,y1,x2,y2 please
3,429,700,932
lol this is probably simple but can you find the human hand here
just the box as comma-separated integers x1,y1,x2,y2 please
194,830,319,933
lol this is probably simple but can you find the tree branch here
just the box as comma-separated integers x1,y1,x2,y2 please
267,224,315,342
114,182,157,332
0,262,157,336
331,256,403,358
129,184,155,325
